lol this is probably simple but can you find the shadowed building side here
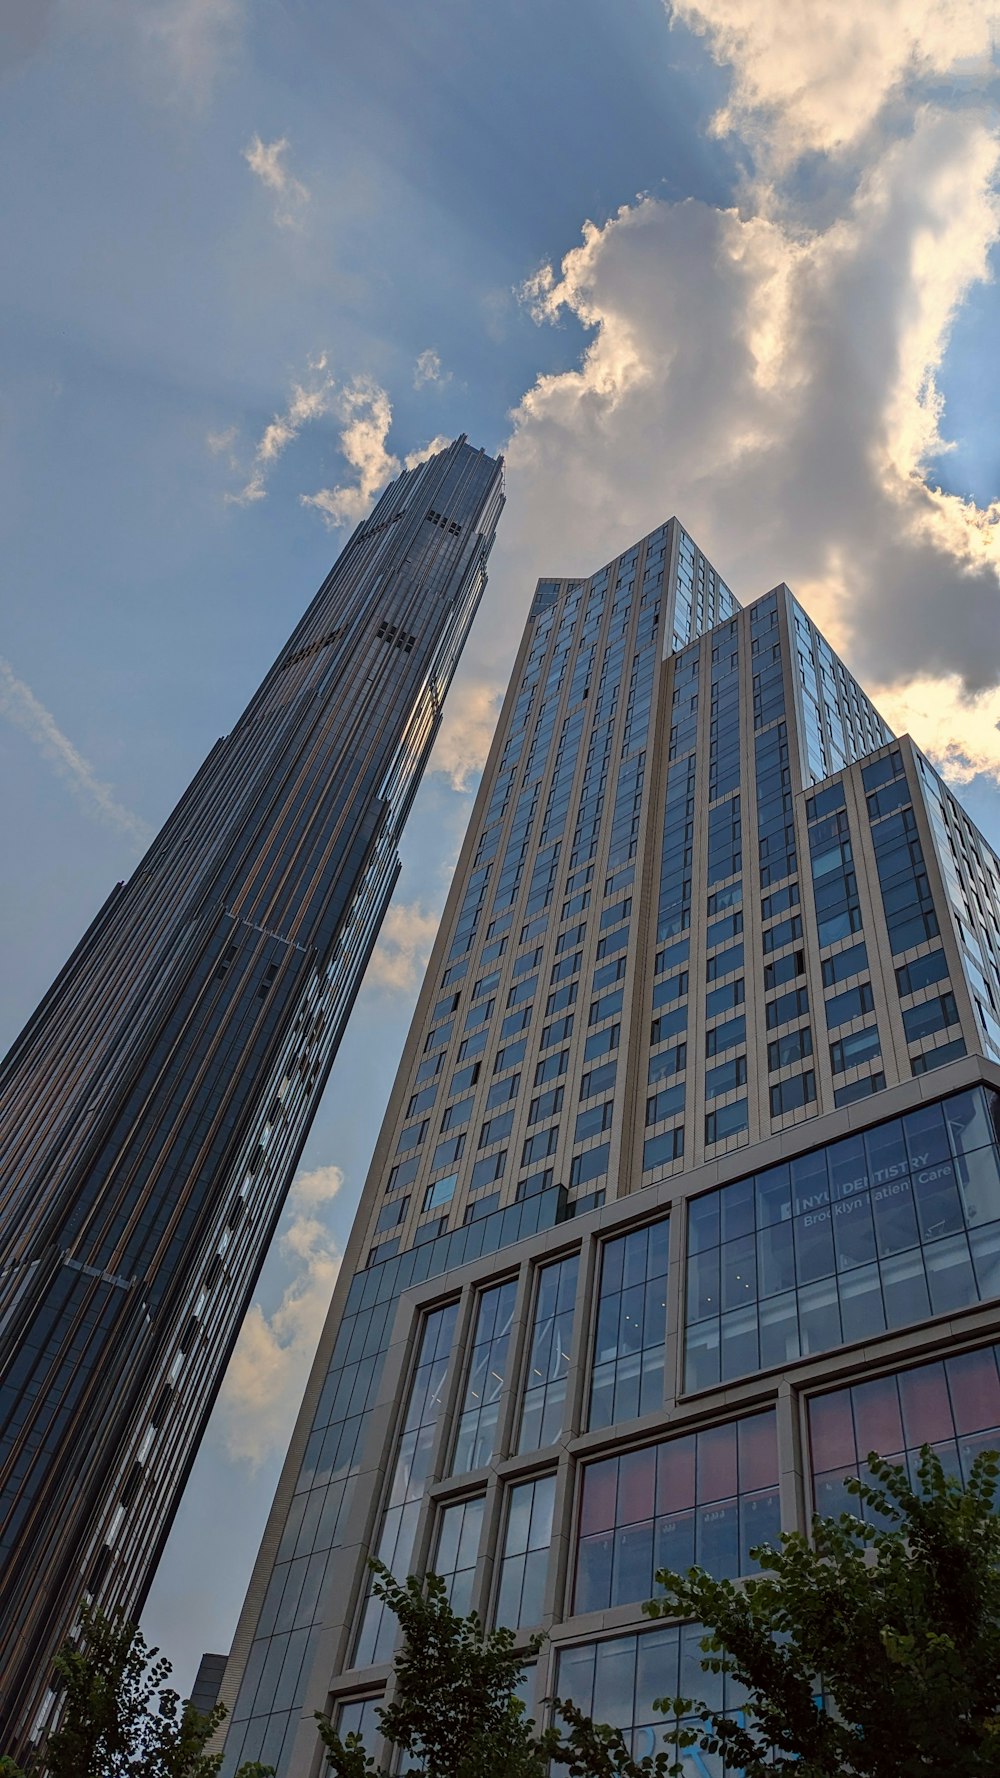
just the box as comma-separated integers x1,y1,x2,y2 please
0,437,504,1758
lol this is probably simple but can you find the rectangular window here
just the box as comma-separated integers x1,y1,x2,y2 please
763,951,805,990
651,1003,687,1047
705,1053,747,1099
375,1196,408,1233
706,945,743,981
450,1280,518,1476
707,909,744,949
642,1126,684,1171
825,982,875,1028
767,1025,813,1071
834,1071,886,1106
589,988,625,1025
396,1119,427,1155
387,1154,420,1193
415,1052,444,1086
652,971,688,1008
761,883,799,922
424,1173,457,1211
518,1255,579,1452
407,1084,438,1119
600,896,631,929
584,1023,620,1061
494,1475,556,1631
550,951,582,984
494,1038,527,1073
472,970,502,1001
432,1132,465,1170
433,1497,484,1618
648,1042,686,1084
479,1107,514,1147
769,1070,816,1116
706,978,744,1017
830,1026,881,1073
593,955,628,992
762,914,803,954
469,1150,506,1189
821,940,870,988
575,1411,779,1612
588,1219,669,1429
522,1126,560,1166
570,1143,611,1187
501,1008,532,1039
441,1096,474,1132
903,992,959,1044
705,1015,746,1057
457,1029,488,1063
534,1049,568,1085
766,986,809,1028
529,1085,564,1124
450,1061,480,1095
545,980,578,1016
896,950,949,996
646,1082,684,1124
912,1036,967,1075
486,1071,520,1109
507,976,537,1007
575,1100,614,1142
541,1015,574,1049
556,922,587,953
706,1099,748,1144
513,946,543,980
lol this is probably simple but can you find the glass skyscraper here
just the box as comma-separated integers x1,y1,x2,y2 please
219,517,1000,1775
0,437,504,1756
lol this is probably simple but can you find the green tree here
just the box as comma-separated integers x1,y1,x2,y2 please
316,1564,675,1778
316,1564,549,1778
6,1607,272,1778
647,1446,1000,1777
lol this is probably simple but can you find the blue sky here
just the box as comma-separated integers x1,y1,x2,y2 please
2,0,999,1692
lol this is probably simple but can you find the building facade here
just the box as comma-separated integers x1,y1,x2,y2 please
219,518,1000,1775
0,438,504,1755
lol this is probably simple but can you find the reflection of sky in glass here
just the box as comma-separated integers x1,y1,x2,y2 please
685,1088,1000,1391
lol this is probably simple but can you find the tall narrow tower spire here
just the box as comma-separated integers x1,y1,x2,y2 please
0,437,504,1756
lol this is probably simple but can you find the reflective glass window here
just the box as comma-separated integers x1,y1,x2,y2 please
518,1255,579,1452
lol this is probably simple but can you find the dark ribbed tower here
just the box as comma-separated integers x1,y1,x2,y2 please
0,436,503,1755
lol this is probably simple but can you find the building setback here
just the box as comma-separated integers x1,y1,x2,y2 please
0,437,504,1757
219,518,1000,1776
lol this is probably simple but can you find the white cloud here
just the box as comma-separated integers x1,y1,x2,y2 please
0,656,152,848
669,0,997,167
226,353,333,507
301,377,400,528
242,134,310,227
136,0,243,105
218,1165,344,1469
366,901,441,993
494,17,1000,787
413,348,449,389
431,677,505,791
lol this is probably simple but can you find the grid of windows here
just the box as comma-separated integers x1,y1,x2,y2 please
556,1626,748,1769
809,1342,1000,1520
588,1220,669,1430
494,1474,556,1630
575,1411,779,1613
354,1304,458,1667
685,1089,1000,1393
433,1495,484,1617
